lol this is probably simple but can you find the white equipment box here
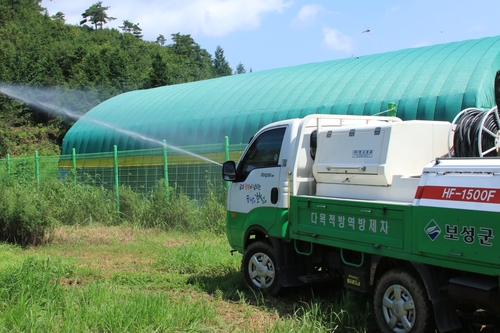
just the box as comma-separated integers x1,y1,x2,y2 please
312,120,451,187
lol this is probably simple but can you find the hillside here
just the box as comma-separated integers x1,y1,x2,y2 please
0,0,234,157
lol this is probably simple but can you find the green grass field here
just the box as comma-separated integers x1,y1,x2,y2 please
0,226,382,332
0,226,493,332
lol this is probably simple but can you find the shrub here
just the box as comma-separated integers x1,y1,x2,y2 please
41,179,118,226
0,183,58,246
198,182,226,235
137,181,200,231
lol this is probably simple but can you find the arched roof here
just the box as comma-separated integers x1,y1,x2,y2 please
62,35,500,154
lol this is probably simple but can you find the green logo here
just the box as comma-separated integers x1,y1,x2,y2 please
424,219,441,241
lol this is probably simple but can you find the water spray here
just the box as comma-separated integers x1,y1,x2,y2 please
0,84,91,121
0,84,222,166
88,118,222,166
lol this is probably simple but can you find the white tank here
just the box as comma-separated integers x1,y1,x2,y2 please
312,120,451,201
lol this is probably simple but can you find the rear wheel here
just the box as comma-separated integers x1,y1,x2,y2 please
374,269,434,333
242,241,281,295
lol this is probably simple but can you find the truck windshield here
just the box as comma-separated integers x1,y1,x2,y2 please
238,127,286,179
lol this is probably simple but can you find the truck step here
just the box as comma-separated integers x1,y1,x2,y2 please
299,273,333,284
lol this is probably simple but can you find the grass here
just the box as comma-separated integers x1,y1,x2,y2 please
0,226,492,332
0,225,379,332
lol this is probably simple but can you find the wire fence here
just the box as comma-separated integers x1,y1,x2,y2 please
0,141,247,201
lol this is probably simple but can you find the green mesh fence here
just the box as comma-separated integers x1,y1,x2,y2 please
0,143,247,200
0,154,60,186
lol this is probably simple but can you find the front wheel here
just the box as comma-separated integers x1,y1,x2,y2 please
374,269,434,333
242,241,281,295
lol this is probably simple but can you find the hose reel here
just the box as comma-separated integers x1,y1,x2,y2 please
448,70,500,157
449,106,500,157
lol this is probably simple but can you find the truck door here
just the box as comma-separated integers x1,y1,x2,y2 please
226,126,287,247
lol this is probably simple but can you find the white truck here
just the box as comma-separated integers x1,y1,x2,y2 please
222,106,500,332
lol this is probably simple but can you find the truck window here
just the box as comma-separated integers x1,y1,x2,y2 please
238,127,286,179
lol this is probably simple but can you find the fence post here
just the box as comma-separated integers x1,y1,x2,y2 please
163,140,169,203
35,150,40,188
224,136,230,191
388,102,397,117
114,145,120,214
72,148,77,184
6,154,10,186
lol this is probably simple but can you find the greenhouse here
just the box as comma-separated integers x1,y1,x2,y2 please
60,35,500,198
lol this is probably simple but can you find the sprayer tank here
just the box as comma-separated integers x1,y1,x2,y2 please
312,120,451,199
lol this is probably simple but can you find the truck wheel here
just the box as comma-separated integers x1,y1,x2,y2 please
242,241,281,295
374,269,434,333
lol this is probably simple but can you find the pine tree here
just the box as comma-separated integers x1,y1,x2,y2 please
235,62,246,75
213,45,232,77
119,20,142,39
148,53,170,88
156,34,166,46
80,1,116,29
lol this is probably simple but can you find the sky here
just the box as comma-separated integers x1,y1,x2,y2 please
40,0,500,73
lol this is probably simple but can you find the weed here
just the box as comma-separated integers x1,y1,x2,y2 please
0,183,58,245
0,178,227,246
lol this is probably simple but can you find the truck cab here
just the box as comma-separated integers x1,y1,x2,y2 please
222,118,293,253
222,115,402,253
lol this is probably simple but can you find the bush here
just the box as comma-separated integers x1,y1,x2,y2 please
127,180,226,233
198,182,226,235
0,183,58,246
134,181,201,231
41,179,118,226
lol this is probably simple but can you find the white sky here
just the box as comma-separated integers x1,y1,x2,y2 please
41,0,500,72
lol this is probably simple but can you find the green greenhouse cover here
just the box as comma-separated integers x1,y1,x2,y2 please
62,36,500,154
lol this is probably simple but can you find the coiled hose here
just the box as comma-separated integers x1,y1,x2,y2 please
451,106,500,157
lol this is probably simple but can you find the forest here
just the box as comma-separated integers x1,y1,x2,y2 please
0,0,243,157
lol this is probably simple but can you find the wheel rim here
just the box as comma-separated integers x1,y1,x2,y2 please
247,251,275,289
381,284,416,333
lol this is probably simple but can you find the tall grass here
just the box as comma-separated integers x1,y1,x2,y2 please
0,179,227,246
0,183,57,245
0,253,219,332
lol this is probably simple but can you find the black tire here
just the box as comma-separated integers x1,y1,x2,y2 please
242,241,282,296
374,269,434,333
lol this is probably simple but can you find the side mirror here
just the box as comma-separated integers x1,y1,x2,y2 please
495,70,500,110
222,161,237,181
310,130,317,160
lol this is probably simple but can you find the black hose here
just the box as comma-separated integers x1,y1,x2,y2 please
453,108,499,157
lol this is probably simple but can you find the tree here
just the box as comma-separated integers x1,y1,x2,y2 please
156,34,166,46
170,33,196,57
80,1,116,29
8,0,21,9
51,11,65,23
212,45,232,77
119,19,133,33
1,0,43,19
131,24,142,39
168,33,213,82
235,62,246,74
119,19,142,39
148,53,170,88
